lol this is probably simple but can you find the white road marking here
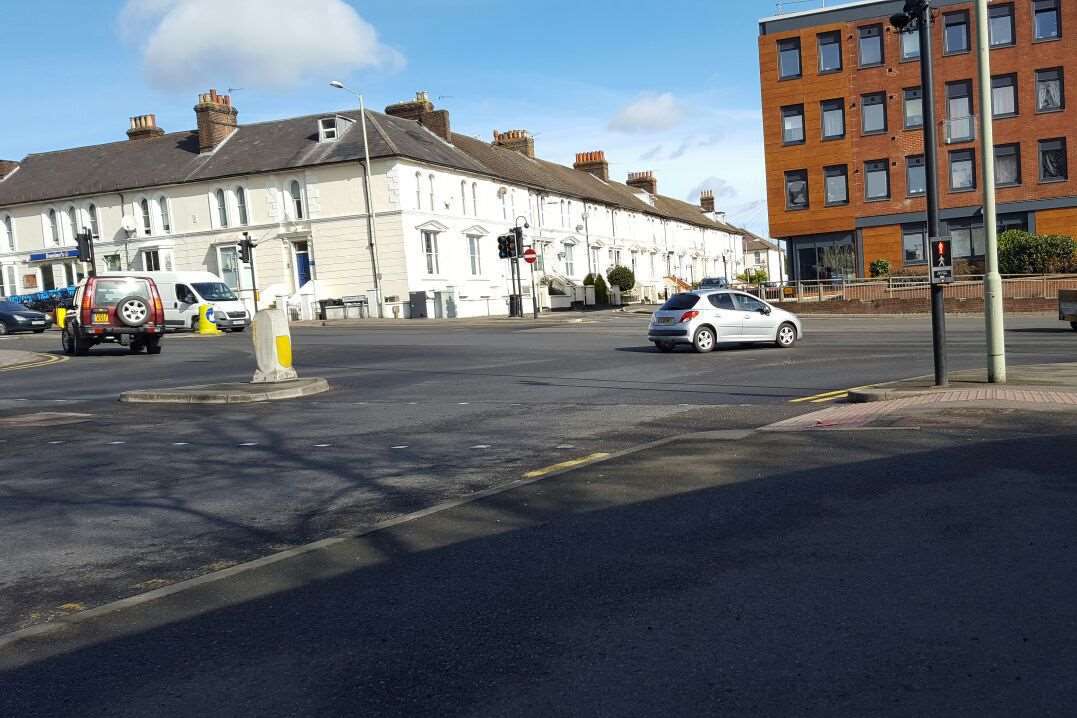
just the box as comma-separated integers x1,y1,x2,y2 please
391,445,409,450
239,442,258,447
556,444,576,449
470,444,491,449
314,444,331,448
48,441,63,445
458,402,470,405
173,442,190,446
109,441,125,445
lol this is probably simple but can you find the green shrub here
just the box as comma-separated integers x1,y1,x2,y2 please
593,274,609,304
737,268,768,284
606,265,636,292
583,274,596,286
869,259,892,278
998,230,1077,274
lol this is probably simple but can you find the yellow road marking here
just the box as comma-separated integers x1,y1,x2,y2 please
0,354,68,373
811,393,849,403
523,452,611,479
790,388,848,403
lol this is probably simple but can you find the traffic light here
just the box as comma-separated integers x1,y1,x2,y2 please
931,238,952,268
497,233,515,259
238,237,253,264
511,226,524,257
75,230,93,263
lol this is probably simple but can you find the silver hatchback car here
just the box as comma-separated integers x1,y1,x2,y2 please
648,290,803,353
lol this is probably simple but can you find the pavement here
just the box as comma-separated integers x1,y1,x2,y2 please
0,349,59,371
849,361,1077,402
1,399,1076,716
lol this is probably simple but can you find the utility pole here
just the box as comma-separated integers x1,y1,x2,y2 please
893,0,948,386
975,0,1007,382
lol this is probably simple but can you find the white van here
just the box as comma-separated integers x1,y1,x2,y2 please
100,271,250,332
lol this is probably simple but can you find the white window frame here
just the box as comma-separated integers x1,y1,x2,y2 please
460,181,468,216
213,188,229,228
318,117,338,142
415,172,423,209
428,174,436,211
142,248,162,272
157,196,172,234
467,235,482,276
287,179,305,221
472,183,479,216
86,204,100,239
563,241,576,276
46,208,61,246
2,214,14,252
422,230,440,275
235,186,249,226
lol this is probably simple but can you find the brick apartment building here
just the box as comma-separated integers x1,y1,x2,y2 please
759,0,1075,282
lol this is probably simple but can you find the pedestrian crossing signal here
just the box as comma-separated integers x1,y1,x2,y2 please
931,238,952,269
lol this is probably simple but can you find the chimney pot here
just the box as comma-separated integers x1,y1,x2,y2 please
384,91,451,141
699,190,716,213
574,150,609,181
194,88,239,153
493,129,535,158
626,170,657,195
126,113,166,141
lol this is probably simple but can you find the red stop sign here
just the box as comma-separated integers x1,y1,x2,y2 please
523,248,538,264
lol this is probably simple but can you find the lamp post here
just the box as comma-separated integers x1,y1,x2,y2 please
330,80,384,318
891,1,948,387
974,0,1007,382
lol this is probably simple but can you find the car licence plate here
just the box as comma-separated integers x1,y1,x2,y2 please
93,312,109,323
657,317,674,325
31,321,45,325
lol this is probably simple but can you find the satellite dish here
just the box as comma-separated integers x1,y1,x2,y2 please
121,216,137,234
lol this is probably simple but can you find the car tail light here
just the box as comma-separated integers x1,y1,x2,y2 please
678,311,700,323
81,284,93,324
150,284,164,322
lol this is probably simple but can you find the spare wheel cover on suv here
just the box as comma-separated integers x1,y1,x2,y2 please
116,296,151,327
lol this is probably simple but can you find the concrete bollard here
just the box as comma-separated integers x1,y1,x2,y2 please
198,304,221,335
251,308,298,384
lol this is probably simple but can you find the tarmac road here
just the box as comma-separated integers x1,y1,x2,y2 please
0,311,1073,636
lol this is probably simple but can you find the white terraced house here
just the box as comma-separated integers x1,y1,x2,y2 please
0,90,747,319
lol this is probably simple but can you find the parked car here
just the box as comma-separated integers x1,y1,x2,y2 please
61,275,166,355
101,271,250,332
698,277,730,289
0,301,52,335
648,290,802,353
1060,289,1077,332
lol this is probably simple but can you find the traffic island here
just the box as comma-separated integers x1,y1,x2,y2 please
119,378,330,405
848,362,1077,404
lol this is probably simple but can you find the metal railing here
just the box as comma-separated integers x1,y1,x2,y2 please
752,274,1077,303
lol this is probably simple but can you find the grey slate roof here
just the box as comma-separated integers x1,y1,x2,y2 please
0,107,741,234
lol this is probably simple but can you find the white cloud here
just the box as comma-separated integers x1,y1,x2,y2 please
608,92,683,133
119,0,404,90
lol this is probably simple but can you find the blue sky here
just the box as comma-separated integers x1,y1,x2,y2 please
0,0,828,236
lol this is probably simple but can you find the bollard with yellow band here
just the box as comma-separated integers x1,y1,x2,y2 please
55,307,67,329
198,304,222,335
251,308,298,383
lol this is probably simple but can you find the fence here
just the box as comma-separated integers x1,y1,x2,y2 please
756,275,1077,303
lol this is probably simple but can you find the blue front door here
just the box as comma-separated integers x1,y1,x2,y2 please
294,242,312,288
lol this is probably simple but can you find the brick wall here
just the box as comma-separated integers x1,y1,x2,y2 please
791,296,1058,314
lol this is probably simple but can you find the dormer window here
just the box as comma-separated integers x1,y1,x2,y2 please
318,115,353,143
319,117,338,142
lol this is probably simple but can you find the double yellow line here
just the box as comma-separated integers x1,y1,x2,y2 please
0,354,68,373
790,386,864,404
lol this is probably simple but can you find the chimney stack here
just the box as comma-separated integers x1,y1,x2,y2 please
0,160,18,181
626,170,657,196
699,190,715,213
493,129,535,158
574,151,609,181
384,91,452,142
126,114,165,141
194,89,239,154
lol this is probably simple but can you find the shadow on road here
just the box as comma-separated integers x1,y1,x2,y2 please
3,425,1077,716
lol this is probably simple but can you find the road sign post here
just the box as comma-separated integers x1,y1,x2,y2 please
523,247,538,319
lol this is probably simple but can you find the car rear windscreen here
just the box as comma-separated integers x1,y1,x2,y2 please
660,294,700,311
92,278,152,304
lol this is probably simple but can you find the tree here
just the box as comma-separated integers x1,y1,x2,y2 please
998,230,1076,274
738,268,768,284
593,274,609,304
606,265,636,292
869,259,891,278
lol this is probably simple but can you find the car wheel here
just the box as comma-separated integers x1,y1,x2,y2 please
61,327,74,355
0,322,7,336
692,326,716,354
128,338,145,354
63,327,90,356
776,322,797,349
145,337,163,355
655,341,675,353
1071,321,1077,332
116,296,150,327
33,329,45,334
232,327,246,333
